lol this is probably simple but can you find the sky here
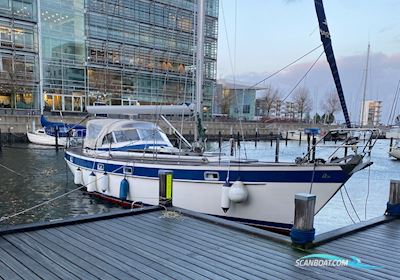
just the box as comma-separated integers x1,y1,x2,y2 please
217,0,400,124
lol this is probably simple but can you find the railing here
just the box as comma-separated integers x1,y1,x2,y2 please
300,128,380,164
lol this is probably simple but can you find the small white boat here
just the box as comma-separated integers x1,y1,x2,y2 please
27,115,86,147
386,127,400,139
285,128,321,142
389,140,400,159
27,129,68,146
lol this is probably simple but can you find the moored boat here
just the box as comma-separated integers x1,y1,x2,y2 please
65,114,378,231
27,115,86,147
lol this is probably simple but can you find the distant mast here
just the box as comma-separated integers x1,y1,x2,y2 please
194,0,205,143
360,43,371,128
314,0,351,128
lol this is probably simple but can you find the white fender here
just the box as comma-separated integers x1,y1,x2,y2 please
74,168,83,185
220,181,231,213
97,172,109,193
87,172,96,192
228,181,248,203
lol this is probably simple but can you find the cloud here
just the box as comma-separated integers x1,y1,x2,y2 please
378,24,397,34
221,52,400,123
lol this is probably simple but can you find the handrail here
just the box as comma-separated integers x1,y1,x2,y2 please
300,128,380,163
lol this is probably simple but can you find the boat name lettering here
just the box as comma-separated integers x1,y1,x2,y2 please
322,173,331,179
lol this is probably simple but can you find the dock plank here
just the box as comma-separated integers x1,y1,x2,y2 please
0,237,61,279
119,213,325,280
82,221,226,280
0,241,42,280
0,258,23,280
26,230,121,280
39,228,138,280
16,232,99,280
4,234,80,280
0,208,399,279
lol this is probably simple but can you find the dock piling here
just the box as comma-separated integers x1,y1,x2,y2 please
159,170,173,206
386,179,400,216
275,137,280,163
307,133,311,161
390,137,394,153
290,193,316,247
285,131,288,146
298,132,302,146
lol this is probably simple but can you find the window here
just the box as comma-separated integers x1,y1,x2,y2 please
102,133,114,145
204,172,219,181
123,166,133,175
138,129,164,141
114,129,140,143
243,105,250,114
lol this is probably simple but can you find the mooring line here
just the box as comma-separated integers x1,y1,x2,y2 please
0,163,24,177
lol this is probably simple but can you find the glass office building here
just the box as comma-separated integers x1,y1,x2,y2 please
0,0,39,110
0,0,218,115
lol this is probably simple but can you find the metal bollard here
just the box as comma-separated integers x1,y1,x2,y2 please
159,170,173,206
386,180,400,216
290,193,316,246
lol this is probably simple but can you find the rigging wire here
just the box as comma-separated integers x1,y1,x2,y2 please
247,44,323,90
364,165,371,220
343,185,361,222
340,188,356,224
388,79,400,125
281,50,325,103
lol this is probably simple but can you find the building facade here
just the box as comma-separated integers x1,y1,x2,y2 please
214,81,257,120
0,0,39,110
0,0,218,114
360,100,382,126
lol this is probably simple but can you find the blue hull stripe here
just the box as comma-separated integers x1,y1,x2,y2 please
65,153,350,183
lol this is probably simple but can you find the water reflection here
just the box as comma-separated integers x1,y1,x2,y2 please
0,144,120,227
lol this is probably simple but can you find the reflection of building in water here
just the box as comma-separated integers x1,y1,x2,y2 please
0,0,219,114
0,0,39,109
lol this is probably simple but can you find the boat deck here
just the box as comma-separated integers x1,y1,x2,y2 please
0,207,398,279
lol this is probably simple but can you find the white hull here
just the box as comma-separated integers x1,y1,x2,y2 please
386,131,400,139
27,131,67,146
285,131,321,142
65,151,348,229
389,148,400,160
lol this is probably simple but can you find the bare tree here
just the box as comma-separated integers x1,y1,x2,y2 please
260,85,281,117
292,87,312,121
321,89,340,124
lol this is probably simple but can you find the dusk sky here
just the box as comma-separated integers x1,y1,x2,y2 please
217,0,400,123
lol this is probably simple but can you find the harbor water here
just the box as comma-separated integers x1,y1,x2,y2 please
0,140,398,233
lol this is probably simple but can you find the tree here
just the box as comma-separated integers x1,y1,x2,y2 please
313,113,322,124
321,89,340,123
292,87,312,121
260,85,281,117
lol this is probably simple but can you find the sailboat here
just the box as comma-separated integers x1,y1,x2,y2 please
27,115,86,146
64,0,378,232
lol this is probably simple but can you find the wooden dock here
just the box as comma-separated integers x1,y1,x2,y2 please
0,206,399,279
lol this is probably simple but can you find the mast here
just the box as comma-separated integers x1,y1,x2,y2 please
360,43,370,127
314,0,351,128
194,0,205,143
